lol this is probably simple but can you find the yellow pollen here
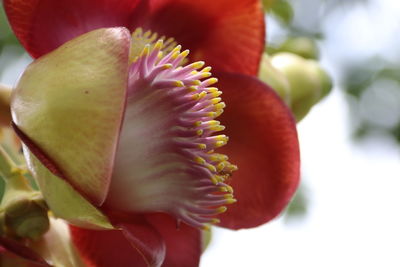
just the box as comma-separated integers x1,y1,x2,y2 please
201,72,212,78
191,80,202,86
191,61,205,69
154,39,163,50
211,97,222,104
216,206,227,213
190,70,199,75
188,86,198,92
216,162,225,172
205,163,217,173
174,80,185,87
215,141,226,148
194,156,206,165
210,175,219,185
197,144,207,149
180,50,190,58
201,66,212,72
224,194,234,199
198,91,207,99
207,112,217,118
191,93,200,100
194,121,202,127
141,45,150,56
225,198,237,204
209,125,225,132
210,218,220,224
171,51,181,59
162,64,173,69
196,129,203,136
204,78,218,86
214,102,226,110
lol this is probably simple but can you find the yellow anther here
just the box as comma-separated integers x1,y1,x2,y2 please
201,72,212,78
216,162,225,172
196,129,203,136
207,112,217,118
194,156,206,165
162,64,173,69
225,198,237,204
180,49,190,58
214,102,226,110
143,30,152,38
191,93,200,100
215,141,226,148
198,91,207,99
216,206,227,213
211,91,223,97
190,70,199,75
211,97,222,104
157,51,163,59
225,185,234,194
174,80,185,87
210,218,220,224
205,163,217,173
210,175,219,185
201,66,212,72
171,51,180,59
207,87,218,93
154,40,163,50
206,120,220,126
190,80,202,86
194,121,202,127
191,61,205,69
215,135,228,142
197,143,207,150
141,45,150,56
204,78,218,86
214,109,224,117
224,194,234,199
171,45,182,54
209,125,225,132
202,225,211,231
188,86,198,92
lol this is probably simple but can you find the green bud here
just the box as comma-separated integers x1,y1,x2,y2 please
277,37,319,60
4,194,49,240
258,52,291,104
270,52,333,121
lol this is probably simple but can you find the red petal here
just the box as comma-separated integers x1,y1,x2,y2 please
146,214,201,267
0,236,50,266
70,215,165,267
4,0,149,58
215,72,300,230
147,0,265,75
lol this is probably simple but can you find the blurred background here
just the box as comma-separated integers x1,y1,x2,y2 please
1,0,399,266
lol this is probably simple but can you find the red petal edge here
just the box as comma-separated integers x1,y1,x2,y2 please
146,213,201,267
215,72,300,230
4,0,149,58
70,214,165,267
0,236,50,266
147,0,265,75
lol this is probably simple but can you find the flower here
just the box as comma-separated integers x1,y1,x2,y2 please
4,0,300,266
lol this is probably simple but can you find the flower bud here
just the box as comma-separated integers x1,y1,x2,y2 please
258,52,291,104
276,37,319,60
3,194,50,240
270,52,332,121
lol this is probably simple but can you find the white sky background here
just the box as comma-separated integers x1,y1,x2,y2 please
202,0,400,266
1,1,400,266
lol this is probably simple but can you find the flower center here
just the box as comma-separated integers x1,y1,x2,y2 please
106,28,237,229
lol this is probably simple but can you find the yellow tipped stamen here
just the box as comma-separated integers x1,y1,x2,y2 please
194,121,202,127
209,125,225,132
215,141,226,148
188,86,198,92
216,206,228,213
197,144,207,149
201,66,212,72
210,175,219,185
214,102,226,110
211,97,222,104
210,218,220,224
190,61,205,69
204,78,218,86
162,64,173,70
196,129,203,136
207,112,217,118
216,162,225,172
205,163,217,173
202,225,211,231
191,93,200,100
154,40,163,50
190,80,202,86
180,50,190,58
225,198,237,204
198,91,207,99
174,80,185,87
194,156,206,165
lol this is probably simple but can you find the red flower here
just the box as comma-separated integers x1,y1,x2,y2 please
4,0,300,266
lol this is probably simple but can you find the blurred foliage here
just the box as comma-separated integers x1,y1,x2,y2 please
284,185,308,223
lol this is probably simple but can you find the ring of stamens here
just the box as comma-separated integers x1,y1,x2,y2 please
111,29,237,230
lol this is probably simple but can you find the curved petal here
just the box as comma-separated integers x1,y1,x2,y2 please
147,0,265,75
4,0,148,58
215,72,300,230
70,215,166,267
0,236,50,266
146,214,201,267
11,28,129,206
